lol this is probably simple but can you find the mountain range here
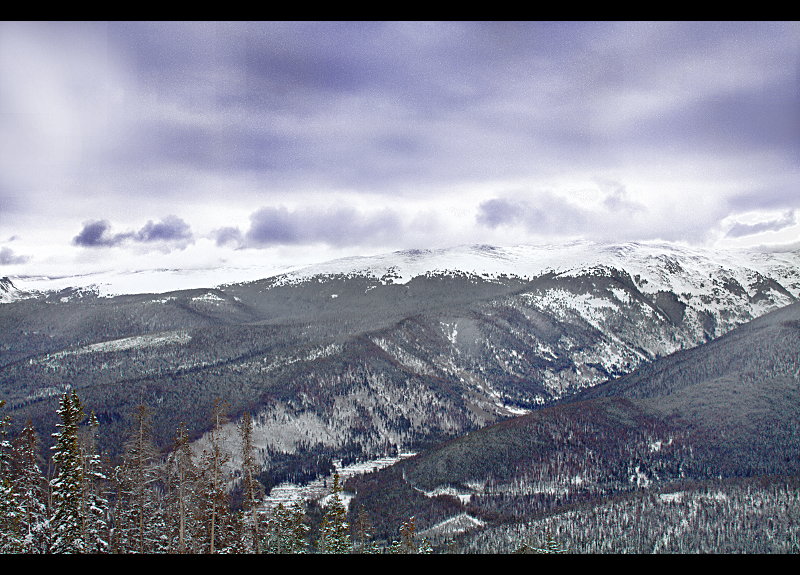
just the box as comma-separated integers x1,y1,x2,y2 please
1,239,799,547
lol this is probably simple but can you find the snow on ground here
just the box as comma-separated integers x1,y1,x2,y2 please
7,263,297,298
260,453,417,512
29,330,192,367
418,513,486,538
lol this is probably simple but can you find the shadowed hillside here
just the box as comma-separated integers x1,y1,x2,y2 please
345,301,800,548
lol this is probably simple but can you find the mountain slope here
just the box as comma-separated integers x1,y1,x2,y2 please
344,300,800,544
573,299,800,477
0,241,798,479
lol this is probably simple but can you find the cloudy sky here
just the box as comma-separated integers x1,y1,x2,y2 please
1,21,799,279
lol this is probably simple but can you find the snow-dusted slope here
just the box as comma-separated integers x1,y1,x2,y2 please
266,240,799,295
6,264,296,299
0,276,32,303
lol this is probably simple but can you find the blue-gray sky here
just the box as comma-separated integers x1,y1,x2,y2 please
1,21,798,277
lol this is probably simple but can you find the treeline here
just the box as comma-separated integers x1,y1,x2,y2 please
0,393,431,554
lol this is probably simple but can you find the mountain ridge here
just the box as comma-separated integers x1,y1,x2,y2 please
1,239,798,496
6,239,800,299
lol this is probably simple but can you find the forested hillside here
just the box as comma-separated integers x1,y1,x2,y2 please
344,301,800,552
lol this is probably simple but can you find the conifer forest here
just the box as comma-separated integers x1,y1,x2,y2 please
0,393,435,555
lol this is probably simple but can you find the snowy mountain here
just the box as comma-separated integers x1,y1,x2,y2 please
0,276,27,303
5,240,800,300
1,239,799,493
270,240,800,297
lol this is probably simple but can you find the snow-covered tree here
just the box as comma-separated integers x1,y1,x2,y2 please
389,516,432,554
11,421,50,553
542,529,568,554
0,399,23,553
49,390,87,553
317,472,351,553
113,403,164,553
197,398,238,553
163,421,201,553
351,504,380,554
79,411,110,553
264,501,309,553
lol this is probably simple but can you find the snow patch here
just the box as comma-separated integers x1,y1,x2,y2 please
29,330,192,367
419,513,485,538
261,453,416,512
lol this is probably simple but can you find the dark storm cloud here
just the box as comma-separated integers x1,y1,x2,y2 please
726,211,797,238
73,220,128,247
73,217,194,248
93,22,613,190
244,206,403,247
622,76,800,157
727,186,800,212
4,20,800,263
0,246,29,265
475,198,525,229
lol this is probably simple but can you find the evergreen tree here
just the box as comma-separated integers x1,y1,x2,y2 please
317,472,351,553
79,411,110,553
0,399,23,553
113,403,164,553
49,390,87,553
389,516,432,554
11,421,49,553
351,504,380,554
238,411,264,553
197,398,237,553
163,421,201,553
541,529,567,554
264,501,309,554
515,529,568,554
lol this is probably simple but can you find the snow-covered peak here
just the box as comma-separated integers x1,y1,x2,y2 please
3,240,799,299
266,240,800,298
0,276,29,303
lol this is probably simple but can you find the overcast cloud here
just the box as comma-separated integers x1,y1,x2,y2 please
0,21,798,275
73,216,194,249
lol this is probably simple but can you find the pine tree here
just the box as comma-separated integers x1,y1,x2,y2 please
389,516,432,554
351,505,380,554
197,398,236,553
515,529,568,554
238,411,264,553
163,421,201,553
317,472,351,554
79,411,110,553
11,421,49,553
264,501,309,553
0,399,23,553
541,529,567,554
49,390,87,553
113,403,163,553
